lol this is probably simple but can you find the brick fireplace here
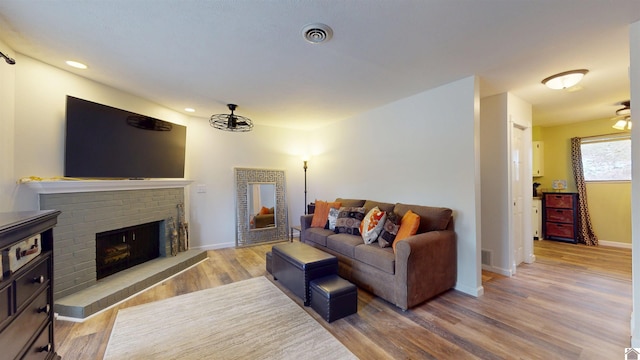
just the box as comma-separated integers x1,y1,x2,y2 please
40,187,184,300
25,180,206,319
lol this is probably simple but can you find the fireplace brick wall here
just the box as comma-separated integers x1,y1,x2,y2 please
40,188,185,300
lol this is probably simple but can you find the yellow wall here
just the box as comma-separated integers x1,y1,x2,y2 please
533,119,631,244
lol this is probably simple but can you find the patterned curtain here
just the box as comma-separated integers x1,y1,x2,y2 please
570,137,598,246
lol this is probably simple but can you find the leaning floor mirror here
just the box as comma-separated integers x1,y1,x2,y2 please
234,168,288,247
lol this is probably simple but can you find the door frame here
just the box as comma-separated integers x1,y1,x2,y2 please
507,116,535,275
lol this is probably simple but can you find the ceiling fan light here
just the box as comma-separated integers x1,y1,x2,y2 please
612,119,629,130
541,69,588,90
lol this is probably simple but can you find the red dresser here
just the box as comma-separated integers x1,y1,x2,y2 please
542,193,578,243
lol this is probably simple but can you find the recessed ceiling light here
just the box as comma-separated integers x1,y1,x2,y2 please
66,60,88,69
184,108,195,113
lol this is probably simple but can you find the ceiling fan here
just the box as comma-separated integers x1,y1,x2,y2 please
612,100,631,130
209,104,254,132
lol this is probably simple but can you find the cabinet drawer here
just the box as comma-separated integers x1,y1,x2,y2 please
15,257,49,311
546,223,574,239
546,209,574,223
0,283,10,330
0,288,49,360
545,194,574,208
22,322,53,360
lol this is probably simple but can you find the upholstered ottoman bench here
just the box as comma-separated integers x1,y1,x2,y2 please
266,251,273,274
310,275,357,322
272,242,337,306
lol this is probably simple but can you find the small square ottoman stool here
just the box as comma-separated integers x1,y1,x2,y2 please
266,251,273,274
310,275,357,323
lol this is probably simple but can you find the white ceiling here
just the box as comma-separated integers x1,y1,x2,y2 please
0,0,638,129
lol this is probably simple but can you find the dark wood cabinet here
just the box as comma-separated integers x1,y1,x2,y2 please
0,210,61,360
542,193,578,243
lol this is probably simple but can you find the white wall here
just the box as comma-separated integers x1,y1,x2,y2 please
306,76,483,297
480,92,532,276
480,94,510,273
0,40,16,212
630,19,640,348
186,120,306,249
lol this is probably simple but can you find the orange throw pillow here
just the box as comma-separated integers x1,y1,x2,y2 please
393,210,420,252
259,206,270,215
310,200,342,228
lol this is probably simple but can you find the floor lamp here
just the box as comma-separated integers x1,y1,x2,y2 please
303,160,308,215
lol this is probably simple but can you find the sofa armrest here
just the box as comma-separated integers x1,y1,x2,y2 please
300,214,314,231
394,230,456,309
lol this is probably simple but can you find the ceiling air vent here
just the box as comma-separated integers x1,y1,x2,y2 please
302,23,333,44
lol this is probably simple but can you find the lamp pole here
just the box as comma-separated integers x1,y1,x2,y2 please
303,160,308,215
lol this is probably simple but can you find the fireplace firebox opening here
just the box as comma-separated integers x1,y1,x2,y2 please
96,221,161,280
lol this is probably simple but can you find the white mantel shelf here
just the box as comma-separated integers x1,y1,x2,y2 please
23,179,193,194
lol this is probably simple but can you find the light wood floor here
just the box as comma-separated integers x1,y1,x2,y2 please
54,240,631,359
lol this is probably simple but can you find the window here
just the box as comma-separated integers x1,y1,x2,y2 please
580,134,631,181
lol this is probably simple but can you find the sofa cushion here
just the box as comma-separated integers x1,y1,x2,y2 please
335,207,366,236
326,233,363,258
335,198,366,208
354,244,395,275
311,200,341,228
359,206,387,244
304,227,335,247
362,200,395,214
394,203,453,233
378,211,400,248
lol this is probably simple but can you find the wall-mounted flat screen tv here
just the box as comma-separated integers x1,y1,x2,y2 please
64,96,186,179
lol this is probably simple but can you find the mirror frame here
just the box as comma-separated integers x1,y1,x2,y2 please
234,168,288,246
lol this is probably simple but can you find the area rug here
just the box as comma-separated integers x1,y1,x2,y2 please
103,276,357,360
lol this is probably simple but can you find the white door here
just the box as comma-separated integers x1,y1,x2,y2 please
512,123,526,271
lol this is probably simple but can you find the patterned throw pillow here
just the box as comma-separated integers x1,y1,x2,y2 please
334,207,366,236
326,207,340,231
378,212,400,248
360,207,387,244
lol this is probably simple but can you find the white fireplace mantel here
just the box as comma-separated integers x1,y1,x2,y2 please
22,179,193,194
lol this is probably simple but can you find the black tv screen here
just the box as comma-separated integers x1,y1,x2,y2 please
64,96,186,179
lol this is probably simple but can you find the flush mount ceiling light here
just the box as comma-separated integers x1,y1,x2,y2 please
541,69,588,90
66,60,87,69
612,100,632,130
210,104,254,132
301,23,333,44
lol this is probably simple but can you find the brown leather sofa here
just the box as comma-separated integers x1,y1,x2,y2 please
300,198,456,310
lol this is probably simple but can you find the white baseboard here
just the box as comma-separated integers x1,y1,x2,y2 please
190,242,236,250
598,240,632,249
482,264,512,277
454,282,484,297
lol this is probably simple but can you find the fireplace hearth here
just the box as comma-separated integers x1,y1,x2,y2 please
96,221,161,280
